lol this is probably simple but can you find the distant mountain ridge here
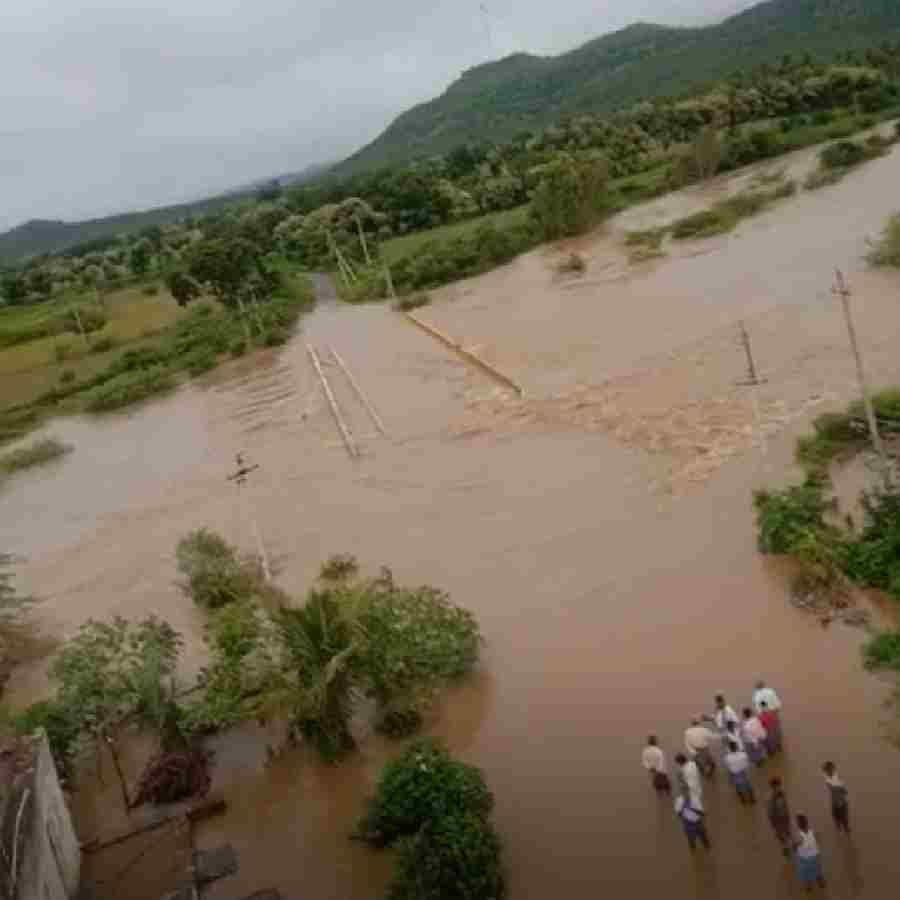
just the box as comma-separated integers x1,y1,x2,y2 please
0,162,332,265
333,0,900,176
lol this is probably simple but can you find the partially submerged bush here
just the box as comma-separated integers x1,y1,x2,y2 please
862,631,900,671
867,214,900,268
357,740,504,900
394,293,431,312
754,480,835,555
844,488,900,599
0,437,71,475
356,739,494,846
389,812,505,900
176,529,264,609
555,252,587,275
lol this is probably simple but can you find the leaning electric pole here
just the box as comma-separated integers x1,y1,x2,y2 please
833,269,891,483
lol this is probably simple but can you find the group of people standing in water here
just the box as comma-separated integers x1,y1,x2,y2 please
641,681,851,893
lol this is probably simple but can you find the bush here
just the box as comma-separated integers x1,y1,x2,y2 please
261,327,288,347
394,293,431,312
844,488,900,598
795,412,863,475
59,369,76,384
753,480,835,555
555,252,587,275
867,214,900,268
54,338,75,362
176,529,264,609
0,437,71,475
862,631,900,671
141,284,160,296
89,333,117,354
804,168,847,190
530,158,611,240
821,140,868,170
356,739,494,846
183,348,218,375
81,366,175,412
671,209,731,240
389,812,505,900
229,338,247,356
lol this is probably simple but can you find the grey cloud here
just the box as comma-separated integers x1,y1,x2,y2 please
0,0,752,231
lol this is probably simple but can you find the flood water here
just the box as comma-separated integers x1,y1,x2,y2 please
4,143,900,898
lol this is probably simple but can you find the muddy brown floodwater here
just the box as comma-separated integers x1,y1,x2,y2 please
5,142,900,899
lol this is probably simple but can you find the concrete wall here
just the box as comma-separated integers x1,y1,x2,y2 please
16,736,80,900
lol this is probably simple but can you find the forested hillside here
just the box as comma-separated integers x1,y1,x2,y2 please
335,0,900,175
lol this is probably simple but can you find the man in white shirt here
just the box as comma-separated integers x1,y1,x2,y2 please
641,735,671,792
712,693,740,733
723,741,755,804
753,680,782,713
674,795,711,851
675,752,704,812
684,718,718,776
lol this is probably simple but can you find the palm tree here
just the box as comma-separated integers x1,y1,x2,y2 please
275,588,364,760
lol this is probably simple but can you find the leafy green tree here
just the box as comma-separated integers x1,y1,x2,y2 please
692,126,723,180
129,239,153,276
530,158,611,240
165,270,202,307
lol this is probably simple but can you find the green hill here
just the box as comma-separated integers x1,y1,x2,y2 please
334,0,900,176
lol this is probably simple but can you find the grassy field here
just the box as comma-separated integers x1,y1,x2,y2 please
380,206,531,264
0,287,182,409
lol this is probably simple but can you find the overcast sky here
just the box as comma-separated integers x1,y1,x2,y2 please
0,0,755,231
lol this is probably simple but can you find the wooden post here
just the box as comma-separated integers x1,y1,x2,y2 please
105,734,132,812
833,269,890,483
738,321,761,386
307,344,359,458
328,346,387,436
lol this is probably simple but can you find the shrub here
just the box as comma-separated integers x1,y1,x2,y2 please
394,293,431,312
671,209,731,240
89,333,117,354
753,480,835,555
389,812,505,900
795,412,863,475
862,631,900,671
54,338,75,362
804,168,847,190
261,327,288,347
555,252,587,275
0,437,71,475
867,214,900,268
141,284,160,296
183,348,218,375
356,739,493,846
82,366,175,412
820,140,868,170
59,369,76,385
176,529,264,609
229,338,247,356
843,488,900,598
530,158,611,240
361,582,481,734
319,554,360,582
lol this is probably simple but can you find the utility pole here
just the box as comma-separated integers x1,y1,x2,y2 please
227,452,272,582
735,320,767,456
833,269,891,483
383,266,397,301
